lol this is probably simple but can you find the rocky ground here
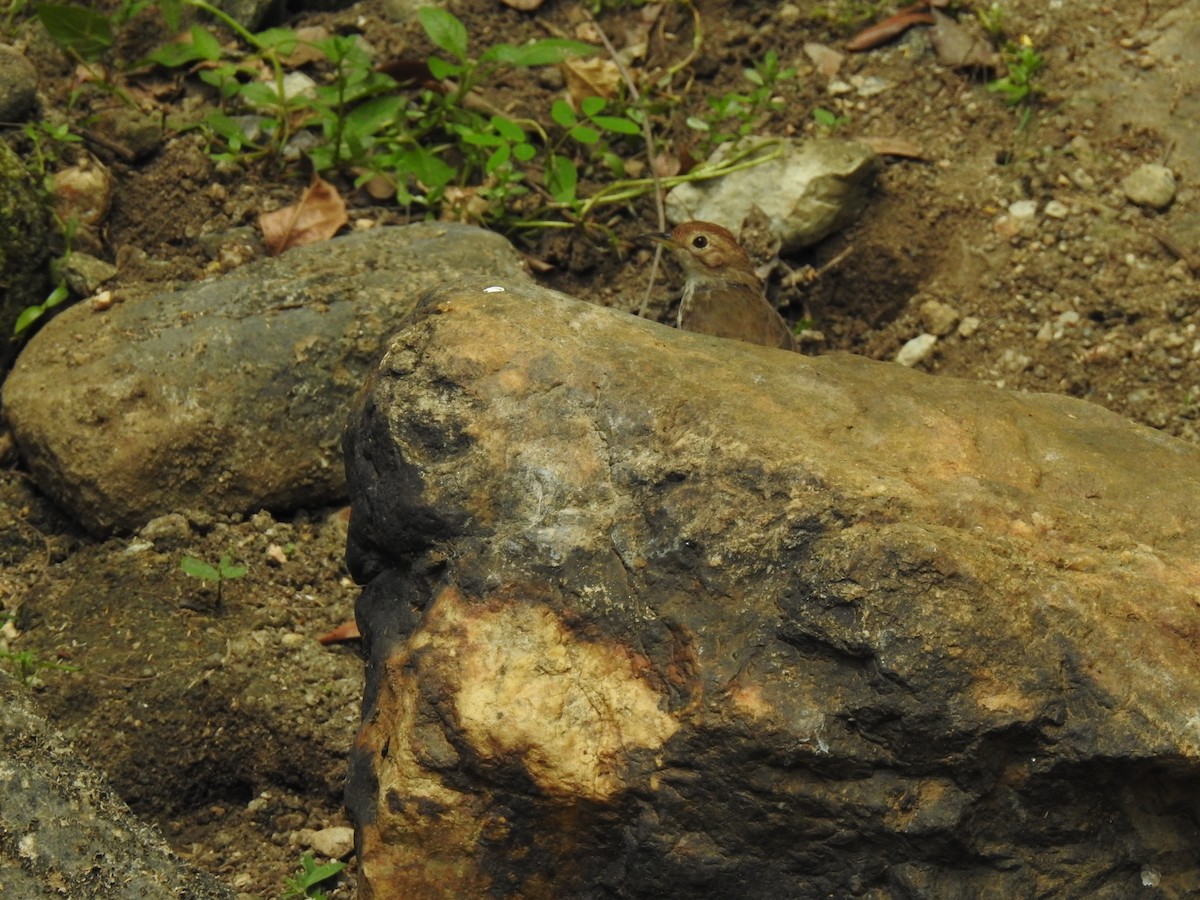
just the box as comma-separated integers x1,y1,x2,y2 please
1,0,1196,896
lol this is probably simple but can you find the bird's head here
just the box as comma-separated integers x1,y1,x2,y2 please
646,220,755,280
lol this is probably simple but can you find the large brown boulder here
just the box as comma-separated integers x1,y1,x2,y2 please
343,280,1200,898
2,224,530,535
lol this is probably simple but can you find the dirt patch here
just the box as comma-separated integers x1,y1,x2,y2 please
2,0,1197,896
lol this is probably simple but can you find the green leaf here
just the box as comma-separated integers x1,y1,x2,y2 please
485,144,510,173
491,115,525,143
550,99,576,128
36,4,113,60
14,306,44,337
599,149,626,177
419,8,468,61
239,81,283,109
483,38,595,67
181,556,221,582
512,142,537,162
343,95,405,139
579,95,605,117
685,116,710,132
546,153,577,204
568,124,600,145
253,27,300,54
426,55,461,80
460,130,503,147
159,0,183,31
217,555,247,580
14,282,70,336
148,25,223,67
284,854,346,897
396,146,456,189
42,281,70,310
593,115,640,135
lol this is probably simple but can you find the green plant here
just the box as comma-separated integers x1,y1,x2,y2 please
988,36,1044,131
282,854,346,900
12,127,81,338
30,1,794,233
544,95,642,207
180,553,247,607
813,0,888,30
976,2,1006,39
21,119,82,179
0,614,80,687
686,51,796,155
812,106,849,131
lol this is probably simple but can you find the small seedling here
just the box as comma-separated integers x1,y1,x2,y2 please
976,2,1006,40
988,36,1044,131
686,51,796,156
0,645,79,686
180,553,247,607
812,107,849,131
282,853,346,900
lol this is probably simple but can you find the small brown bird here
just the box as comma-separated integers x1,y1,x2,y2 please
649,220,798,352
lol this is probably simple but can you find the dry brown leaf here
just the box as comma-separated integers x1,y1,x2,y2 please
858,136,927,159
278,26,332,67
317,619,361,645
562,57,621,109
929,9,997,70
501,0,544,9
846,10,935,52
616,3,663,65
259,174,348,256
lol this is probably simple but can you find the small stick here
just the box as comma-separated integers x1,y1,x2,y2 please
581,8,669,317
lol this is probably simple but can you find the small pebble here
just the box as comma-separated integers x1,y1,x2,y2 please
896,333,937,367
295,825,355,860
957,316,981,338
1043,200,1069,219
919,299,960,336
1121,163,1176,210
1008,200,1039,220
140,512,193,544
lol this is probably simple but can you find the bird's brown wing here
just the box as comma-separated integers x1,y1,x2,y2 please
679,286,798,352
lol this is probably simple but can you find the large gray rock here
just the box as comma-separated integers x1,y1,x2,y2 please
3,223,531,535
0,670,233,899
665,137,878,251
344,280,1200,899
0,44,37,122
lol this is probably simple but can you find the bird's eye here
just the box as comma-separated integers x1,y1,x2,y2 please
691,235,709,249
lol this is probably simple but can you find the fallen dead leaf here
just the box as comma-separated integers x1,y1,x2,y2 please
501,0,544,9
317,620,361,645
278,25,332,67
562,56,621,108
859,136,927,159
259,174,349,256
846,9,936,52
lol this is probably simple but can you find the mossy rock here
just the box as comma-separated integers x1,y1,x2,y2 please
0,139,52,372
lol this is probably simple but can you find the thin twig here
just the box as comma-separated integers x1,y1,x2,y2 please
581,7,668,318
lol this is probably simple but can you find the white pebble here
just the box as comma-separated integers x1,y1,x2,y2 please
896,333,938,367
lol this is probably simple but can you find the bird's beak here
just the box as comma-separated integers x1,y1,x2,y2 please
642,231,676,247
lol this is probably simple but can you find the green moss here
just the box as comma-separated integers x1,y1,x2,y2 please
0,139,52,366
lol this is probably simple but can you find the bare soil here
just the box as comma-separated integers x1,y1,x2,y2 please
2,0,1196,897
